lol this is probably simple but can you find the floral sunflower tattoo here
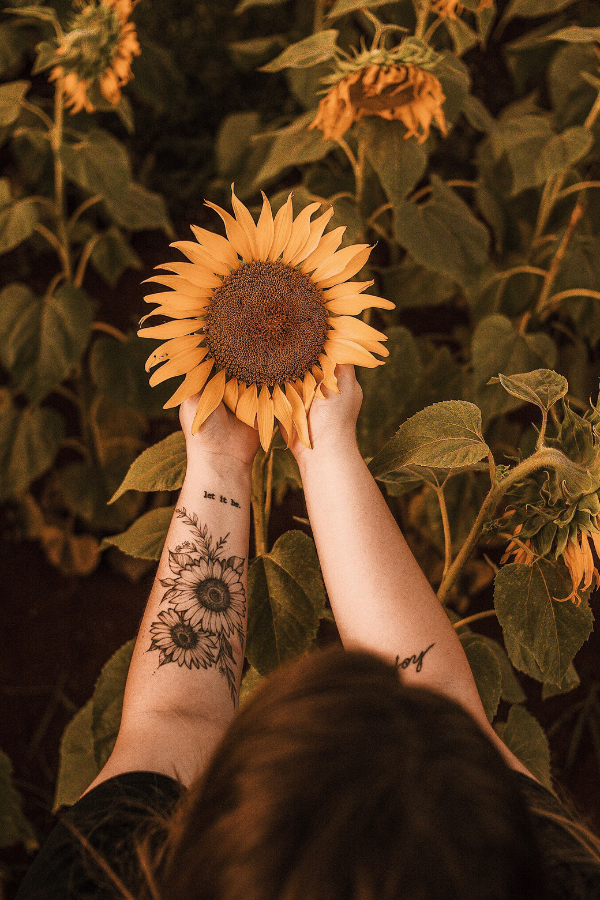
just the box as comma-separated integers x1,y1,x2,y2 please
147,507,246,704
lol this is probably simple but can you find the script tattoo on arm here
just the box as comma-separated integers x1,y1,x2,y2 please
146,506,246,705
395,643,435,674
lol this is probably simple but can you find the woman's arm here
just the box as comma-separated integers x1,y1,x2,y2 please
85,399,259,791
291,365,538,781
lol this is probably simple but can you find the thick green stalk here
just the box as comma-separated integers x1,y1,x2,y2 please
50,79,72,282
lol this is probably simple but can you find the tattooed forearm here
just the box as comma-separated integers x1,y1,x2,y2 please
147,506,246,705
395,643,435,674
203,490,241,508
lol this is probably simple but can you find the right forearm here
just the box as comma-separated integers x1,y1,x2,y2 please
297,441,484,706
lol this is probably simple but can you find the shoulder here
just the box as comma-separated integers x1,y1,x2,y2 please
16,772,184,900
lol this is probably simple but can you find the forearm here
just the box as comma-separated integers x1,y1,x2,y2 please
90,452,252,787
298,440,485,710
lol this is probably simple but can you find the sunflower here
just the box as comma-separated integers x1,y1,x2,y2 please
138,187,394,451
168,556,246,637
48,0,140,114
309,62,447,144
149,609,216,670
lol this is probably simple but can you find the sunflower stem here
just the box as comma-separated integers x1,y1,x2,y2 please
432,481,452,583
50,77,72,283
453,609,497,631
264,444,275,536
414,0,431,40
252,448,269,557
313,0,326,33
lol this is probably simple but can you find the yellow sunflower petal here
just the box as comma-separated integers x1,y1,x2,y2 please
149,347,208,387
318,352,340,393
359,339,389,357
268,193,294,262
164,358,215,408
311,243,371,285
325,293,395,314
282,201,322,264
205,200,254,262
324,338,383,368
223,378,240,412
289,207,335,267
328,315,387,343
144,275,213,298
190,225,240,270
300,226,346,274
192,369,227,432
257,385,275,451
236,382,258,427
285,383,311,449
139,299,210,323
145,335,203,372
302,371,317,410
316,246,372,290
321,280,374,300
231,185,260,259
138,319,203,340
144,290,211,306
170,241,232,277
157,262,222,290
272,384,294,447
256,192,275,261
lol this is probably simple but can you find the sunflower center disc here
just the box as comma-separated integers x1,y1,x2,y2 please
171,623,198,649
204,261,329,387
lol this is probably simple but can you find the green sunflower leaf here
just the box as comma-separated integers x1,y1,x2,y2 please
494,705,553,792
0,392,64,501
239,665,265,706
461,639,502,723
110,432,187,503
0,80,29,126
90,226,143,287
247,530,327,675
101,505,175,560
92,640,135,769
234,0,288,13
494,559,594,687
0,282,95,403
53,700,97,812
369,400,489,477
487,369,568,412
326,0,397,20
252,110,336,188
259,30,339,72
360,119,428,207
0,750,37,850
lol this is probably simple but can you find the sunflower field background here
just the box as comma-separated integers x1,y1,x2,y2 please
2,0,600,892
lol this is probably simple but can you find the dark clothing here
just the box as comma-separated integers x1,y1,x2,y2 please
15,770,600,900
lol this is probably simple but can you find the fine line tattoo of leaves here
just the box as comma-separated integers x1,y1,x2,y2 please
147,507,246,704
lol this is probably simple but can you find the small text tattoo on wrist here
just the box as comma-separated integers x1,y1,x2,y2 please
395,643,435,674
147,507,246,705
203,490,240,508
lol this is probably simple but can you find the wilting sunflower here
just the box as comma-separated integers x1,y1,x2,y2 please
431,0,493,19
138,187,394,451
309,37,447,144
48,0,140,114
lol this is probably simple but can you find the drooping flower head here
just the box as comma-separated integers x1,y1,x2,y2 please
138,187,394,451
309,37,447,144
47,0,140,114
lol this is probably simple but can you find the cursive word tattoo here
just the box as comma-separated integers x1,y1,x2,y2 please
147,507,246,705
395,643,436,674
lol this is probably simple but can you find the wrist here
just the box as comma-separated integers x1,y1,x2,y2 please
184,448,253,485
294,435,360,475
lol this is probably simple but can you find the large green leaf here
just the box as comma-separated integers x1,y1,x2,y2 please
0,79,29,126
394,175,489,289
488,369,568,413
90,333,174,416
90,226,143,287
102,505,174,560
0,393,64,500
260,30,339,71
494,559,594,688
462,639,502,723
60,128,131,201
369,400,489,477
471,314,557,421
360,119,428,206
459,631,526,704
110,431,187,503
247,530,327,675
104,183,173,234
92,640,135,769
0,750,37,850
542,26,600,43
0,179,38,254
253,111,336,188
53,700,98,811
501,0,577,24
0,283,95,402
216,111,261,177
494,705,553,792
327,0,399,20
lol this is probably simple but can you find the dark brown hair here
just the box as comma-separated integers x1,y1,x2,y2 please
152,647,549,900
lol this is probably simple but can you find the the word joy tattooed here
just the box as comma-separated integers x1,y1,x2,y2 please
395,643,435,674
147,507,246,705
